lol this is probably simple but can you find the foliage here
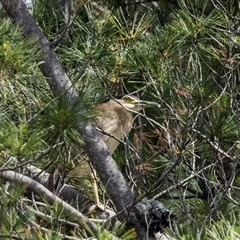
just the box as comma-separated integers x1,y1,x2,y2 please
1,0,240,238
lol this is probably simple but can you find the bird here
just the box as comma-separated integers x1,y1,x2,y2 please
87,94,160,204
95,94,160,154
50,94,160,205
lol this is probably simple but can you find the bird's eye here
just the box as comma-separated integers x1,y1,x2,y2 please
123,97,131,102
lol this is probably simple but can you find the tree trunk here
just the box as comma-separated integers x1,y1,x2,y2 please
0,1,155,238
0,0,134,220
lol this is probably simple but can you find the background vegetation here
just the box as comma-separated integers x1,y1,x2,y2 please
1,0,240,239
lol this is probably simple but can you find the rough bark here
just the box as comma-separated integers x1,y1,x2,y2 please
0,170,99,234
26,164,114,219
0,1,156,238
0,0,134,218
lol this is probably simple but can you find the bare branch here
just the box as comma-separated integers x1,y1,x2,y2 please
0,0,134,218
230,25,240,48
0,170,99,234
153,162,215,200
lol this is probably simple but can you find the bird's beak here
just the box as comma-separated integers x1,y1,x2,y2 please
135,100,161,109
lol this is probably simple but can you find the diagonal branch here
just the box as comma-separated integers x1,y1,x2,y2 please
0,0,134,218
0,170,99,234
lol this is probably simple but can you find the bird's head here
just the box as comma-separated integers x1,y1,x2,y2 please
113,94,160,112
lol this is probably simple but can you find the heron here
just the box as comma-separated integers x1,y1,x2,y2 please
95,94,160,154
67,94,160,205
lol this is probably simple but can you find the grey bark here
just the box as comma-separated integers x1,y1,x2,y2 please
0,0,133,218
26,164,113,219
0,170,99,234
0,1,152,238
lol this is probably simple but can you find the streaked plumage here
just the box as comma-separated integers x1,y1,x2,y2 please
95,94,160,154
65,94,159,204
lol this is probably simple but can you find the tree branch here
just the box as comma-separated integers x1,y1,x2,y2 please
0,0,134,216
0,170,99,234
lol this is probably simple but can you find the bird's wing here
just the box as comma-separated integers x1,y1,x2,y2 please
94,116,122,154
94,116,118,140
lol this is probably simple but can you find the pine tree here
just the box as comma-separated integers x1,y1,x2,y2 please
1,0,240,239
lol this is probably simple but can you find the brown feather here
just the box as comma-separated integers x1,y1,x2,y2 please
95,99,133,154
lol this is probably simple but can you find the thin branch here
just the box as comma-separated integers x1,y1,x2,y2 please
230,25,240,48
50,0,76,47
0,170,100,234
153,162,215,200
0,0,135,222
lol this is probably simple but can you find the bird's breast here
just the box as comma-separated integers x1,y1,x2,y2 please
95,109,133,154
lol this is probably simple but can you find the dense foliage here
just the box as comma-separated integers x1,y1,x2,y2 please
1,0,240,239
